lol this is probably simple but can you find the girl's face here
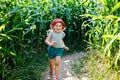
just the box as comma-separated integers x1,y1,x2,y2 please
53,23,63,33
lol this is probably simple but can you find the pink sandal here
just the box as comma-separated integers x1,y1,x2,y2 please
49,71,53,78
54,76,59,80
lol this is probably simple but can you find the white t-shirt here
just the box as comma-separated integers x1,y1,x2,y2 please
47,30,65,48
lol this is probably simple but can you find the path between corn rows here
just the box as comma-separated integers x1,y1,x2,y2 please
43,52,90,80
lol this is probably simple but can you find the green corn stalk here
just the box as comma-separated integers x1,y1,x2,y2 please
104,33,120,62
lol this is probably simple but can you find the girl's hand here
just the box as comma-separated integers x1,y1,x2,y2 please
50,41,56,46
64,46,69,51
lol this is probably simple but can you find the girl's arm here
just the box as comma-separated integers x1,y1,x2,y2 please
45,34,56,46
62,40,69,51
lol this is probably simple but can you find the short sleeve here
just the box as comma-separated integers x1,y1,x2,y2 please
47,29,53,38
47,29,51,35
62,31,65,38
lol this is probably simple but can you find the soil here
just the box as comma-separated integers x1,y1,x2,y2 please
43,52,90,80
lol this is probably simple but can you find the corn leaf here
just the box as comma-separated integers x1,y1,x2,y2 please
0,33,12,40
114,52,120,69
0,24,5,32
111,2,120,13
104,33,120,52
0,46,23,64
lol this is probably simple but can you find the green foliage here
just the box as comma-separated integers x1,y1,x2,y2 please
0,0,119,79
72,50,118,80
0,0,87,79
7,50,48,80
81,0,120,79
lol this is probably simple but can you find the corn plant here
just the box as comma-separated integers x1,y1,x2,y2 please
1,0,119,79
0,0,89,79
81,0,120,79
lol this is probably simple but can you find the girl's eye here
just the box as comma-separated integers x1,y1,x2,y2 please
56,25,61,27
55,23,62,27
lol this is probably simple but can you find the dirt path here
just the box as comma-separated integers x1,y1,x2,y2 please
43,52,90,80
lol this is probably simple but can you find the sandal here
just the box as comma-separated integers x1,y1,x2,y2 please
49,71,53,78
53,76,58,80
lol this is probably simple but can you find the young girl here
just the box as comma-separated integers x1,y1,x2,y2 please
45,18,69,80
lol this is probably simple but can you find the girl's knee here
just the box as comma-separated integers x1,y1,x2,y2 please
55,62,60,66
55,56,61,66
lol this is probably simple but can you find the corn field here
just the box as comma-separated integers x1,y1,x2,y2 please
0,0,120,80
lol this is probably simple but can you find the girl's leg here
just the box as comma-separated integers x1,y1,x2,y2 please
49,58,55,77
54,56,61,78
